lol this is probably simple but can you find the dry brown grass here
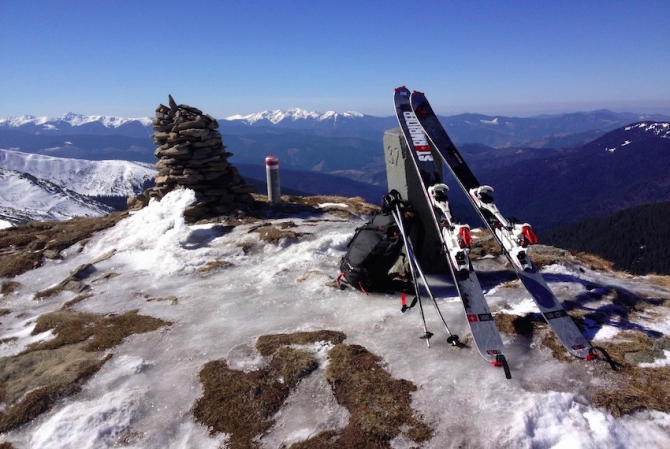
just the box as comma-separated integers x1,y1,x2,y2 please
317,343,433,448
193,330,432,448
256,330,347,357
493,313,538,335
0,212,127,278
0,309,170,434
196,259,233,276
60,292,95,310
470,232,501,259
285,195,379,218
644,274,670,290
0,343,111,433
590,367,670,416
26,309,170,353
527,245,572,270
193,348,319,449
1,281,21,296
585,331,670,416
571,251,615,272
236,241,254,254
248,222,311,244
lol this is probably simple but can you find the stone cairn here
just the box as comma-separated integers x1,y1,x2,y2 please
144,95,256,222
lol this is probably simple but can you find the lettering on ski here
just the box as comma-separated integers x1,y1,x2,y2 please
410,89,594,360
403,111,433,161
394,86,511,378
544,309,569,320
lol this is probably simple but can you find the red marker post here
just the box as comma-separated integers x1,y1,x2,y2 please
265,155,281,203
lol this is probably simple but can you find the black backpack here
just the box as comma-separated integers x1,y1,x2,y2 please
339,211,409,293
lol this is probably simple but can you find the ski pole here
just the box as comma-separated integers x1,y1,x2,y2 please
393,204,459,346
391,207,432,346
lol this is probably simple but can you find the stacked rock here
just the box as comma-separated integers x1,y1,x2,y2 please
148,95,256,222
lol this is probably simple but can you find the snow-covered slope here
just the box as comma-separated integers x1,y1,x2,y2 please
0,149,156,197
1,189,669,448
0,168,113,226
604,122,670,152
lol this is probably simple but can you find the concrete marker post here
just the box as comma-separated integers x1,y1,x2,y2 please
265,155,281,203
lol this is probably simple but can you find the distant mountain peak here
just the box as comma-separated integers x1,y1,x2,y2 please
223,108,366,125
0,113,153,129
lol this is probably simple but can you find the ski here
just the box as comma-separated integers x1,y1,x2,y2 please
410,89,594,360
394,87,511,378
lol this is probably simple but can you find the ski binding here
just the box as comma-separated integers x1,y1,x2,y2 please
469,186,538,271
428,184,473,274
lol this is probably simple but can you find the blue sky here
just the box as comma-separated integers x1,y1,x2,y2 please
1,0,669,118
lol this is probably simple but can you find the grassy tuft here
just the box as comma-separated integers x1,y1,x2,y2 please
0,212,127,278
193,347,319,449
0,344,111,433
493,313,538,335
1,281,21,296
248,223,310,244
571,251,615,272
196,259,233,275
26,309,170,353
256,330,347,356
320,343,433,448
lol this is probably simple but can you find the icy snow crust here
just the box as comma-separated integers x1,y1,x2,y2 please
1,189,669,448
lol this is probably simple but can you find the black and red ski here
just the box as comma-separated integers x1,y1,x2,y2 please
409,89,595,361
395,86,511,378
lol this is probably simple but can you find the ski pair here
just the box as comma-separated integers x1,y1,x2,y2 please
394,87,512,379
403,87,616,369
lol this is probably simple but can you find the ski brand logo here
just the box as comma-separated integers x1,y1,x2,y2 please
545,309,569,320
403,111,433,161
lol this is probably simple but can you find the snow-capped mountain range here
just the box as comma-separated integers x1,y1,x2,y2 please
4,108,670,149
0,112,154,129
224,108,365,125
0,109,373,137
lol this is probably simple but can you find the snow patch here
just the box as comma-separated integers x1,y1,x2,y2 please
503,392,670,448
89,189,197,275
639,350,670,368
318,202,349,208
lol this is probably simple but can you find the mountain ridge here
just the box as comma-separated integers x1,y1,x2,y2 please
4,108,669,147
